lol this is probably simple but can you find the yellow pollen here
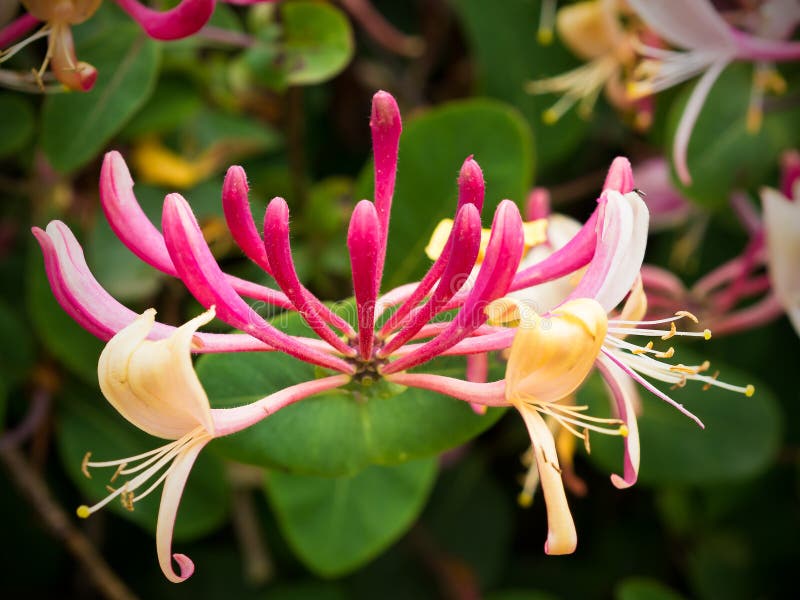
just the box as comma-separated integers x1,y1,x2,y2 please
109,463,126,483
669,363,699,375
661,322,677,340
518,491,534,508
537,28,554,45
619,425,629,438
542,108,559,125
583,429,591,454
81,452,92,479
670,376,687,390
105,484,116,493
746,105,763,134
703,329,712,340
76,505,90,519
632,341,654,355
121,490,135,512
676,310,699,323
702,371,720,391
745,384,755,397
699,360,711,372
656,347,675,359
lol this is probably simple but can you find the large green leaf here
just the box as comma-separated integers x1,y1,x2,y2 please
41,23,160,173
0,94,35,158
0,298,35,388
56,384,230,541
356,98,534,288
615,577,687,600
452,0,588,170
265,458,437,576
281,1,354,86
26,243,104,385
667,64,800,209
198,309,506,476
581,349,781,485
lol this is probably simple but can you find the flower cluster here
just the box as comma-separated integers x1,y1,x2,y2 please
34,90,753,581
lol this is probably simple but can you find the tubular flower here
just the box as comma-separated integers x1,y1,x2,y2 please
0,0,274,92
34,90,534,577
480,162,753,554
526,0,653,129
626,0,800,184
79,307,348,582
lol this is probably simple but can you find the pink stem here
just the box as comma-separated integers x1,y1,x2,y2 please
730,192,761,236
0,13,39,48
466,352,490,414
338,0,423,57
640,264,687,298
709,274,771,308
382,201,524,374
263,198,355,355
732,30,800,61
99,152,293,309
211,375,351,436
709,293,785,336
378,157,484,336
692,244,765,297
347,200,381,359
162,193,354,373
384,373,508,406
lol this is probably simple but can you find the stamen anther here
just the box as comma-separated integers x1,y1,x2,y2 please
81,452,92,479
661,322,677,340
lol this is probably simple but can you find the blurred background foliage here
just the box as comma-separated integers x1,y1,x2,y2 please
1,0,798,598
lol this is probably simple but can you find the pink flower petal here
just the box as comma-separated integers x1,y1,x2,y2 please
222,165,272,273
348,200,382,359
116,0,215,41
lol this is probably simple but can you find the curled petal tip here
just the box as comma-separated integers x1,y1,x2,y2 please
170,553,195,582
457,156,485,211
610,473,635,489
525,187,551,221
603,157,635,194
370,90,401,124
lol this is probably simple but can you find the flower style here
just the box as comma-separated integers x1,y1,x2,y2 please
78,306,348,582
526,0,653,129
626,0,800,184
0,0,274,92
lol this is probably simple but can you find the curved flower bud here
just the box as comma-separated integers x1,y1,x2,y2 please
115,0,215,41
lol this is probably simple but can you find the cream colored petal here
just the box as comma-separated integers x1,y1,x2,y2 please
98,308,216,440
762,187,800,335
556,0,619,60
506,299,608,404
517,405,577,554
156,439,208,583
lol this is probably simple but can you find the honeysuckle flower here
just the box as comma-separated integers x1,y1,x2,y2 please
0,0,274,92
78,306,349,582
526,0,653,129
627,0,800,184
467,162,754,554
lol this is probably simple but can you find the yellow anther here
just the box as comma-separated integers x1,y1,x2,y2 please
670,376,687,390
745,384,755,397
542,108,559,125
76,505,90,519
619,425,629,438
661,322,677,340
675,310,699,323
109,463,126,484
702,371,720,391
670,364,699,375
518,491,534,508
81,452,92,479
703,329,712,340
537,28,554,45
121,491,135,512
632,340,654,355
105,484,116,493
746,105,763,134
656,347,675,359
583,429,591,454
698,360,711,372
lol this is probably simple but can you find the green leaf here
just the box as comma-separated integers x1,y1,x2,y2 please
56,383,230,541
26,243,104,385
486,592,560,600
452,0,588,170
0,94,35,158
187,109,283,154
581,348,782,485
667,64,800,209
0,298,35,387
198,308,506,475
615,577,687,600
265,458,437,576
356,98,534,288
119,76,203,139
281,1,354,85
41,23,160,173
